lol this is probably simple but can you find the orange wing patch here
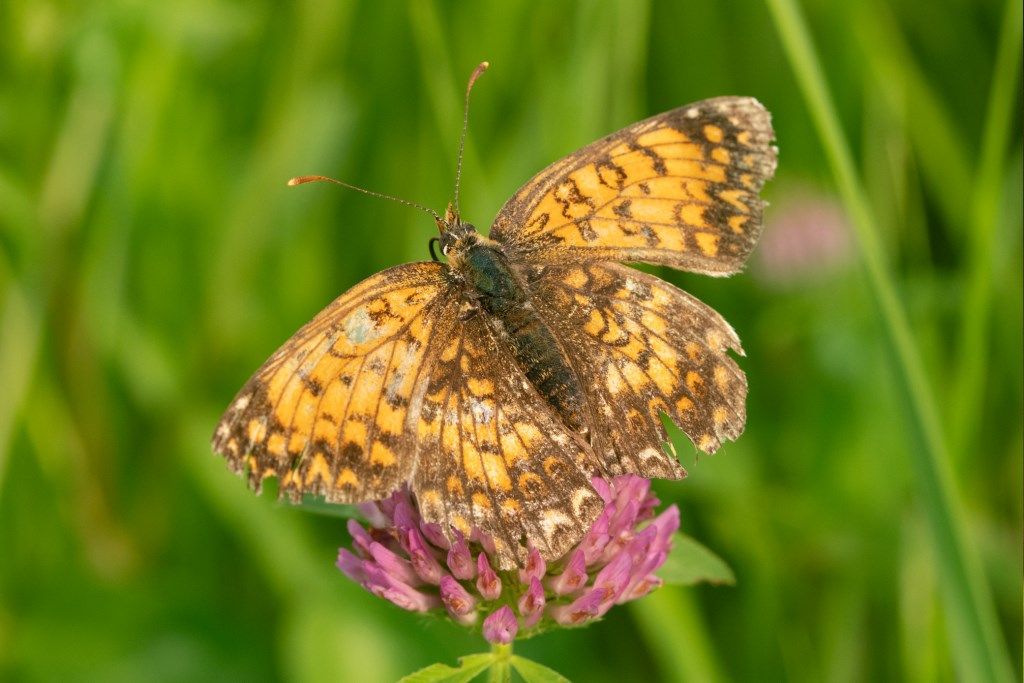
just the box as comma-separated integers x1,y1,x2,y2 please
413,312,604,569
530,262,747,469
212,262,459,503
490,97,776,275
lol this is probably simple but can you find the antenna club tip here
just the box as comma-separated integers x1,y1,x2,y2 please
466,62,490,93
288,175,329,187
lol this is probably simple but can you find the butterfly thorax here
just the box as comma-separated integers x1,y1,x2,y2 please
445,226,589,439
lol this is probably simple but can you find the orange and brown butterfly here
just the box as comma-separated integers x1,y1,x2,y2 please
212,62,777,569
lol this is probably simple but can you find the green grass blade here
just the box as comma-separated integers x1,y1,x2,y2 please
763,0,1015,680
849,0,974,231
0,279,41,499
949,0,1024,454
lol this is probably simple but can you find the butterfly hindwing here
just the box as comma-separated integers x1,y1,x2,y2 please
413,309,604,569
490,97,777,275
212,262,459,503
528,262,747,461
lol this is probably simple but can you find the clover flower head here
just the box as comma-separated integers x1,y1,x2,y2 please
337,474,680,642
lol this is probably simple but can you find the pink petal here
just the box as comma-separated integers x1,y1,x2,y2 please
476,552,502,600
357,502,389,528
590,476,614,503
612,475,649,510
336,548,367,583
346,519,374,556
546,548,588,596
621,575,663,602
367,541,420,586
591,550,633,614
548,588,603,625
578,509,611,563
649,505,681,547
439,575,477,617
482,606,518,644
471,528,497,557
519,547,546,583
406,528,444,585
446,532,476,580
419,521,450,549
361,563,439,613
518,577,546,628
608,498,641,539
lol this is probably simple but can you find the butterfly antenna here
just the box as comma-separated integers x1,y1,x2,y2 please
287,175,442,222
452,61,489,219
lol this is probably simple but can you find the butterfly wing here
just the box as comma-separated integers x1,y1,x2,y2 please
412,309,605,569
490,97,776,275
528,262,747,460
212,261,460,503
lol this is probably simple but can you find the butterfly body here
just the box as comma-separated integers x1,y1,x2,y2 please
448,230,590,438
213,95,777,567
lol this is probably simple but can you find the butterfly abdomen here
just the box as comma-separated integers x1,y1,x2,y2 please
462,243,589,436
501,304,588,435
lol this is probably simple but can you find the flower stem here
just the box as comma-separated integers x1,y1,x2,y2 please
488,643,513,683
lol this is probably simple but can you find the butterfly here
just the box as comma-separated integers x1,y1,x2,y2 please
212,63,777,569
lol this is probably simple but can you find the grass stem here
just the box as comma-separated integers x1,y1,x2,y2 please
949,0,1024,454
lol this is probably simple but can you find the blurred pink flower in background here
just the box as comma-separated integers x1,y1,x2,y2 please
755,190,853,286
337,475,679,643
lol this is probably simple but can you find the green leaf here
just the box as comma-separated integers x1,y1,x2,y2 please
294,495,364,520
510,656,572,683
399,654,495,683
658,533,735,586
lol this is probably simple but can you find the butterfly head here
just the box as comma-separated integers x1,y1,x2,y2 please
435,202,481,265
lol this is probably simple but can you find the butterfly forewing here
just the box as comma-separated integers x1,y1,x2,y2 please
490,97,776,275
212,262,459,503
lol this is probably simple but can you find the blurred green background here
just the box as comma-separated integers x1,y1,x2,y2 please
1,0,1020,681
